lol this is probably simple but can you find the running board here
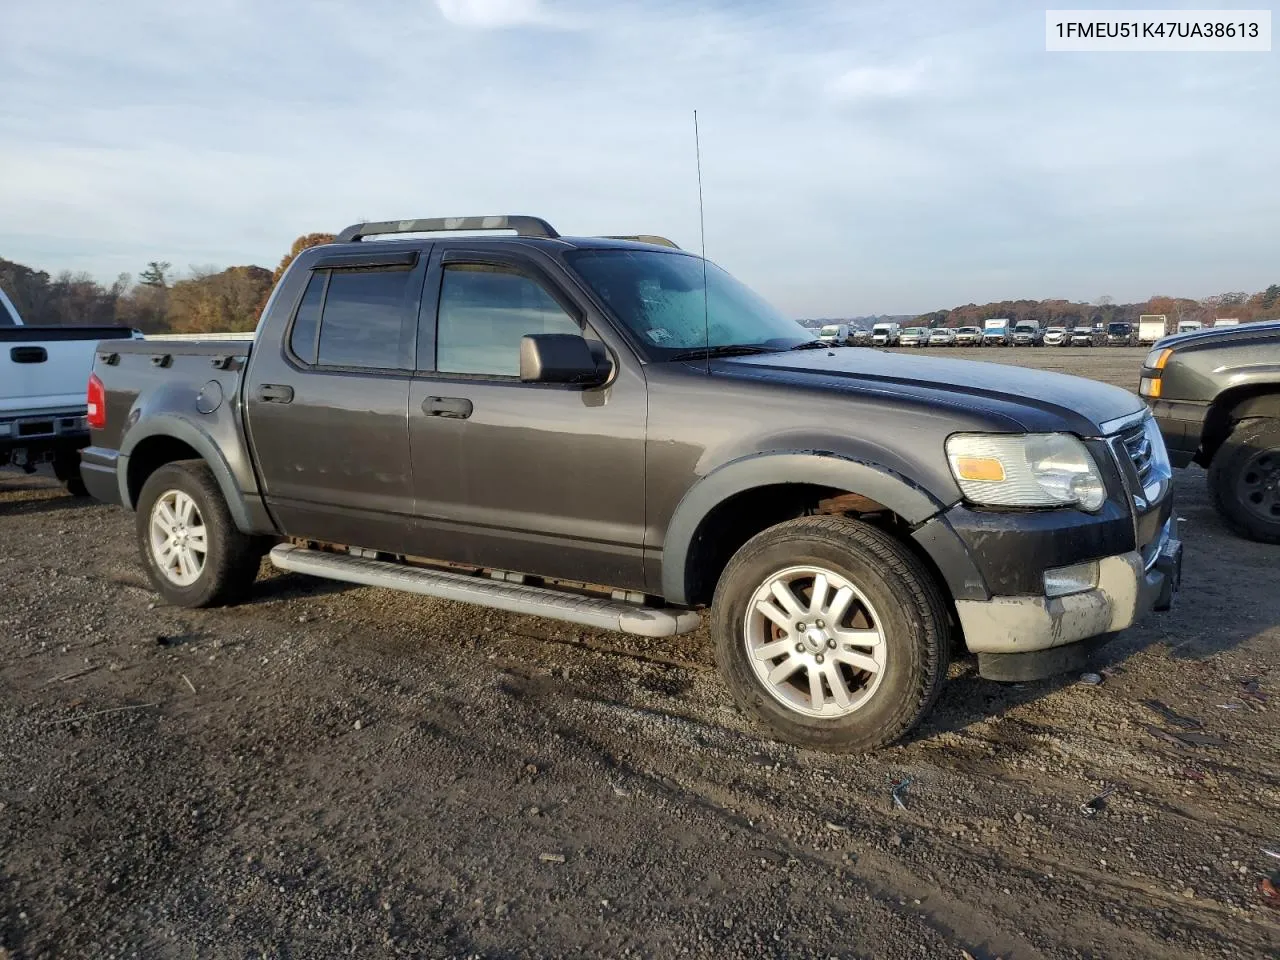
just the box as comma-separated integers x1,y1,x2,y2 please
269,544,701,638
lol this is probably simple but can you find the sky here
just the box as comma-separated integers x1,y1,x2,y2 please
0,0,1276,316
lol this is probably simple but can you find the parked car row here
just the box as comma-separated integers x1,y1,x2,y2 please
820,318,1243,351
820,321,1152,347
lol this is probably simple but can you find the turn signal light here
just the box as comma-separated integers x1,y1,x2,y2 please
1139,377,1162,399
954,456,1006,482
87,373,106,429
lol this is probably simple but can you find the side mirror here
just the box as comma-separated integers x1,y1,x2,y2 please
519,333,608,385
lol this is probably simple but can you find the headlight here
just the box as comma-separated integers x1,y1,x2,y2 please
1143,347,1172,371
946,433,1107,511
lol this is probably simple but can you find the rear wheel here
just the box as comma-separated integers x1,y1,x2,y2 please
712,516,950,752
52,450,88,497
136,460,264,606
1209,417,1280,544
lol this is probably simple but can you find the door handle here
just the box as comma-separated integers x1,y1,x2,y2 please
256,383,294,404
422,396,473,419
10,346,47,364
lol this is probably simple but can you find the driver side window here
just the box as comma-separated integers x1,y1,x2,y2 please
435,263,580,377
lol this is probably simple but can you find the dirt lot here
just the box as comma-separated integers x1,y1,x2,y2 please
1,347,1277,959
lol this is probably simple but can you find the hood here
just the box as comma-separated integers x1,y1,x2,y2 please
715,348,1144,435
1156,318,1280,350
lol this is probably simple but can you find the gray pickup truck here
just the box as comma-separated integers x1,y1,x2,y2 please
1141,319,1280,543
81,215,1181,751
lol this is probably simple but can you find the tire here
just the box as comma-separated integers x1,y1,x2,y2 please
135,460,263,607
52,451,89,497
711,515,950,752
1208,417,1280,544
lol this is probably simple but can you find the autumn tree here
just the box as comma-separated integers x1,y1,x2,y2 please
167,265,274,333
254,232,336,318
117,280,170,333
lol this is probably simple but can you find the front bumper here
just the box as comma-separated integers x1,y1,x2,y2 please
1145,398,1207,468
957,522,1181,680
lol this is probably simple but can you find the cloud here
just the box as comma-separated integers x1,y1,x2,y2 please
434,0,558,29
0,1,1276,315
827,61,930,101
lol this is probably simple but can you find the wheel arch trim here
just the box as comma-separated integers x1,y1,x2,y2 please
659,452,950,606
118,416,259,533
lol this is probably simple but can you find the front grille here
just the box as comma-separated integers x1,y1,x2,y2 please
1107,414,1174,565
1120,424,1154,487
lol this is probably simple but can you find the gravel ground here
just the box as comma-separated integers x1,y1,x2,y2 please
1,347,1278,959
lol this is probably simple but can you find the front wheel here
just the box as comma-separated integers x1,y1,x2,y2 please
135,460,264,607
1209,418,1280,544
712,516,950,752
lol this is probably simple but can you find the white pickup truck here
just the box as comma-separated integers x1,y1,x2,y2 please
0,288,138,493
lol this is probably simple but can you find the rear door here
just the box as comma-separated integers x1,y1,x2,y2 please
245,246,428,552
405,246,648,589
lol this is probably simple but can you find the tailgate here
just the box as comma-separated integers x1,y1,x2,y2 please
1,326,136,416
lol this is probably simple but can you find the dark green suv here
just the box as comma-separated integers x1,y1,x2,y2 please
1141,320,1280,542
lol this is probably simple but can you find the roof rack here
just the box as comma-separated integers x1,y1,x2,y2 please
336,215,559,243
602,235,681,249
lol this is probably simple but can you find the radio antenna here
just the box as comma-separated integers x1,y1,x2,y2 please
694,109,710,374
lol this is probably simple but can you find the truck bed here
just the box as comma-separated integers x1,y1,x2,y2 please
89,337,252,457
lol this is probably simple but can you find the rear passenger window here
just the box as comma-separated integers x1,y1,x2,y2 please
436,263,580,376
288,272,325,364
315,266,415,369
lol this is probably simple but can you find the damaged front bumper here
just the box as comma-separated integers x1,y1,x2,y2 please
956,520,1182,681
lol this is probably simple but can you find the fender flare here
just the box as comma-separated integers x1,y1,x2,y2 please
118,415,259,533
659,452,949,605
1224,389,1280,422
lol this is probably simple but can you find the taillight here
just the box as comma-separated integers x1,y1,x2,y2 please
87,373,106,429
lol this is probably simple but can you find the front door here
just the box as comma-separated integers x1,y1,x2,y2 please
246,248,427,552
406,247,648,590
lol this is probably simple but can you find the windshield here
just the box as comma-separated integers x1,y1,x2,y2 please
1108,323,1130,334
904,327,926,335
819,325,841,337
1015,324,1036,333
565,249,810,358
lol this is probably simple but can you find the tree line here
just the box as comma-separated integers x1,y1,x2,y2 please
915,287,1280,329
0,233,334,333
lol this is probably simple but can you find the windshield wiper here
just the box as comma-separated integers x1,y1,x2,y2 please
667,344,779,361
788,340,829,350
